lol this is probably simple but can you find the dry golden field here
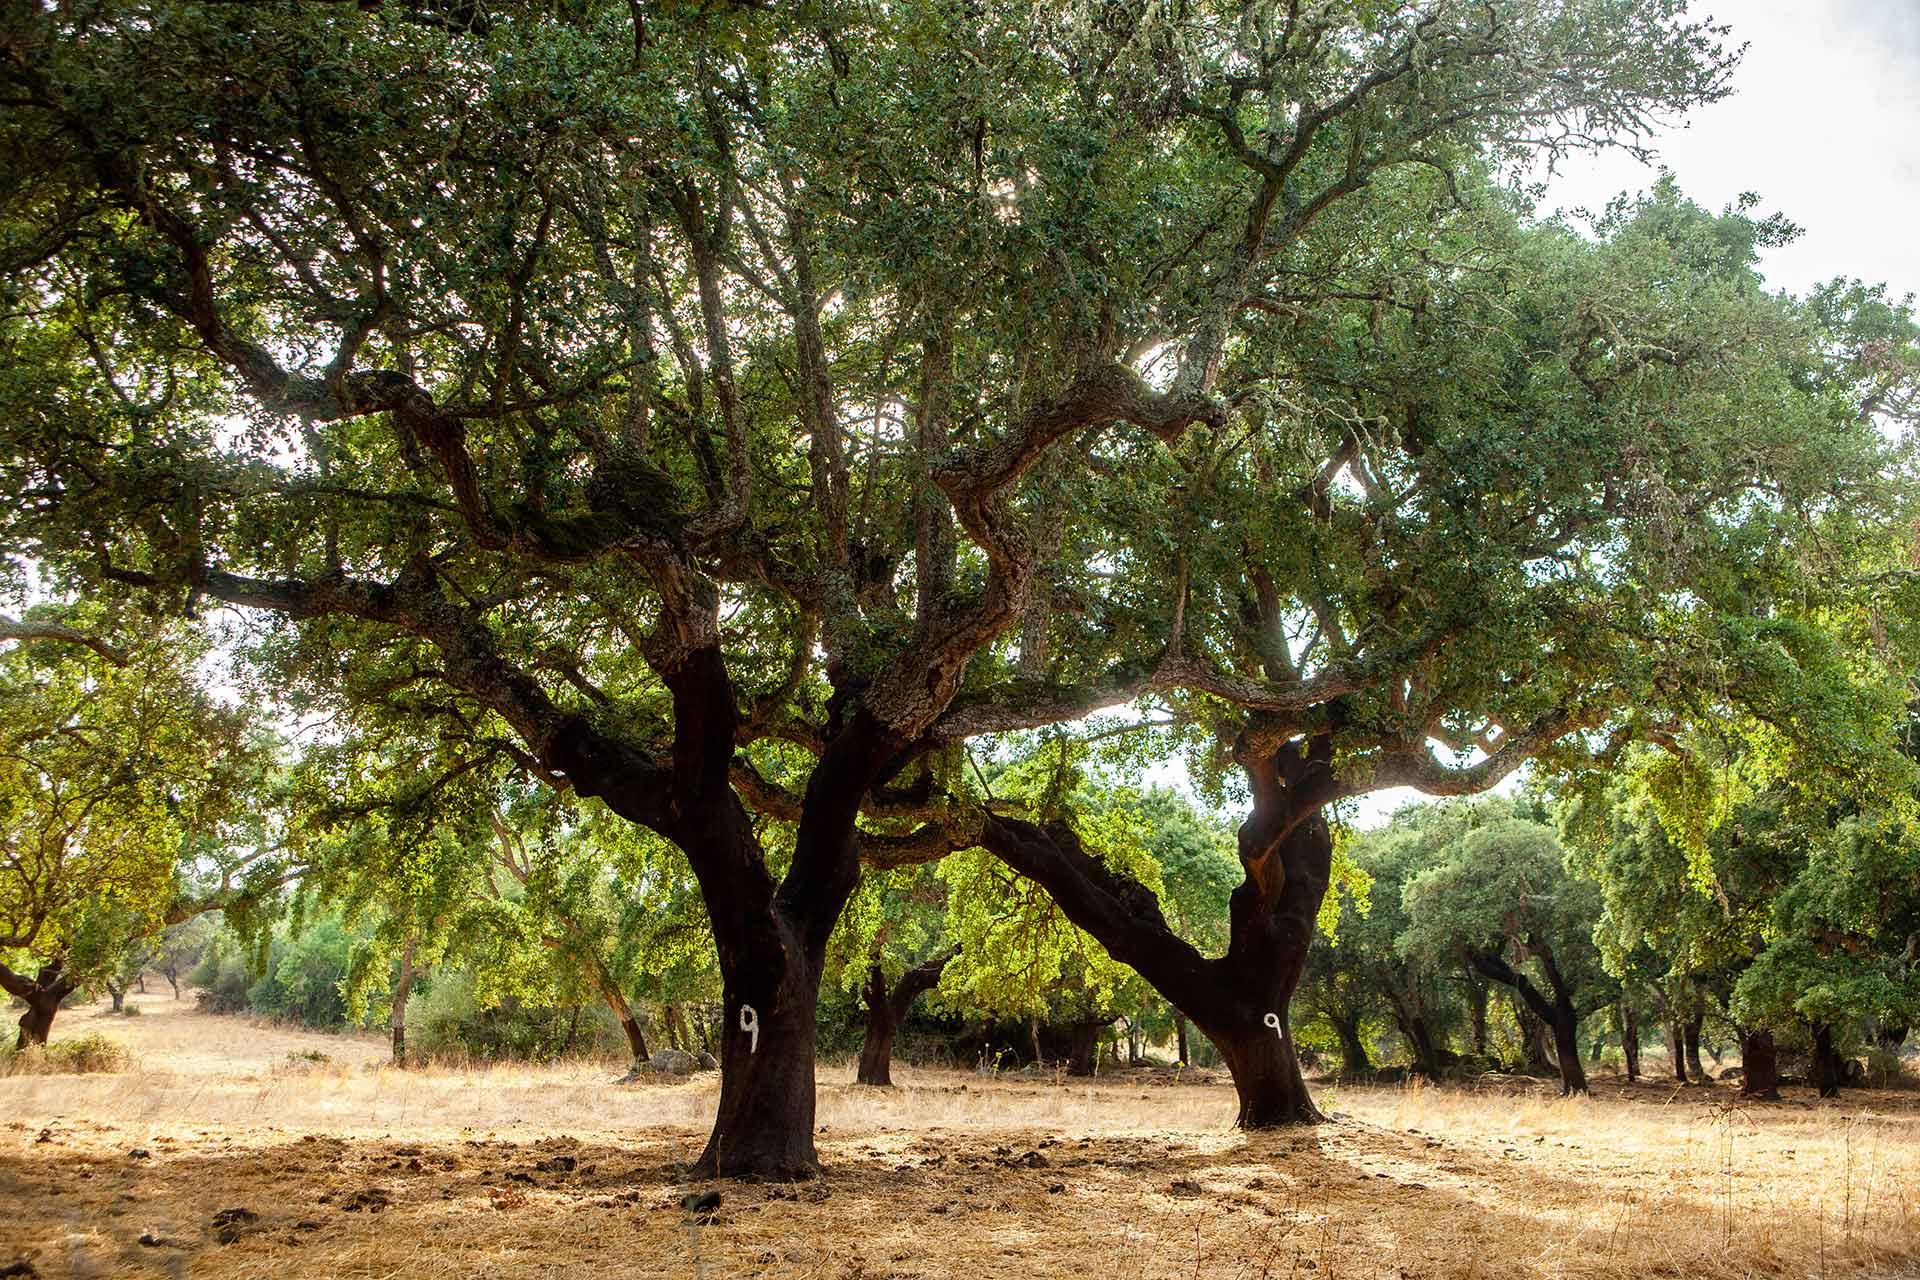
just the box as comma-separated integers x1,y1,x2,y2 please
4,990,1919,1279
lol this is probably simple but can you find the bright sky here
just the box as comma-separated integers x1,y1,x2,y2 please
1333,0,1920,830
1544,0,1920,303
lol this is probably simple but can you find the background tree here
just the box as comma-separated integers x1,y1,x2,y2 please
1402,814,1610,1094
0,618,270,1045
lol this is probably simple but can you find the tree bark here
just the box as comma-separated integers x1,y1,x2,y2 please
1332,1011,1372,1078
1469,980,1489,1058
3,958,78,1049
1739,1028,1780,1100
983,735,1337,1128
105,980,126,1013
1066,1019,1103,1076
390,937,417,1068
1683,1012,1705,1082
856,949,955,1087
1810,1023,1843,1098
1668,1022,1690,1082
1468,948,1587,1095
1621,999,1641,1082
1175,1014,1190,1066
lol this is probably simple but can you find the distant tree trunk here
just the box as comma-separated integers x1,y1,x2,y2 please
1810,1023,1843,1098
1331,1011,1372,1077
1175,1014,1190,1066
1067,1020,1103,1077
1621,1000,1641,1082
856,949,955,1086
135,972,146,994
3,958,78,1048
165,968,180,999
104,978,126,1013
390,937,418,1068
1469,945,1586,1095
1382,976,1443,1077
1683,1013,1705,1082
1739,1029,1780,1100
1469,981,1489,1058
1668,1023,1690,1083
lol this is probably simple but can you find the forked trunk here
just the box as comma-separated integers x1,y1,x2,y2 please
856,1002,898,1086
978,735,1338,1131
1739,1029,1780,1100
5,959,76,1049
856,951,953,1087
106,981,125,1013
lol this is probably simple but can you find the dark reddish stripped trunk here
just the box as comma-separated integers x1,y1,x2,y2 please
1739,1029,1780,1099
1810,1023,1844,1098
984,734,1339,1129
2,957,78,1049
560,648,913,1182
1683,1013,1705,1082
1668,1023,1690,1082
1468,943,1587,1096
856,949,956,1087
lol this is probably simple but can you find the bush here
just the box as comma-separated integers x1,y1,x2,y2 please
412,969,627,1063
1,1032,134,1075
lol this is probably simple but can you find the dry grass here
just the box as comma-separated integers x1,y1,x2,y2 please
3,991,1918,1279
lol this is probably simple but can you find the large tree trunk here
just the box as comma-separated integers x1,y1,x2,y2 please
3,958,77,1049
856,950,954,1087
1668,1022,1690,1082
1739,1028,1780,1100
1175,1013,1190,1066
1683,1012,1705,1082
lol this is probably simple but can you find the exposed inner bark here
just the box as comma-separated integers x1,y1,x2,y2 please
856,949,955,1087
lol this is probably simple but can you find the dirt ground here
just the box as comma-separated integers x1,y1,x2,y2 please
4,991,1918,1279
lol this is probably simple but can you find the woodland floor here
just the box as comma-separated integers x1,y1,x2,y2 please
4,992,1919,1279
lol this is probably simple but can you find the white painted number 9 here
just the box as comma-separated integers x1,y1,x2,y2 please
739,1003,760,1054
1263,1012,1283,1040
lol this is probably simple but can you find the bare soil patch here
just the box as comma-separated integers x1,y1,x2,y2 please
3,992,1917,1278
